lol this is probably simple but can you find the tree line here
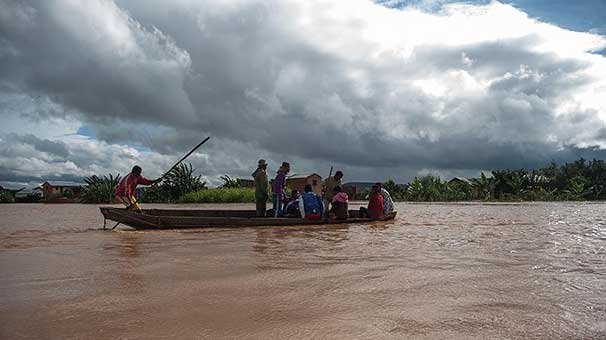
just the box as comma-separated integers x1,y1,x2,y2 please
5,158,603,204
381,158,606,202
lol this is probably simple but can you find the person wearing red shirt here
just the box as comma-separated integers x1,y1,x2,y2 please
360,184,384,219
114,165,160,211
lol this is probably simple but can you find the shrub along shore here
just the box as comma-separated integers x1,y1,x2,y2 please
179,188,256,203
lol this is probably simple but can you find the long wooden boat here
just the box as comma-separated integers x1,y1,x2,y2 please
100,207,397,230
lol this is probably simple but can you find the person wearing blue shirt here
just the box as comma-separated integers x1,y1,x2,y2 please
298,184,324,220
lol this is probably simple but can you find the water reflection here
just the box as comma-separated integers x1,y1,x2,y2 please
253,225,351,255
101,231,144,291
251,225,353,274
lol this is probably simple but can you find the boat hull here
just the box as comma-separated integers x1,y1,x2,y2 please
100,207,397,230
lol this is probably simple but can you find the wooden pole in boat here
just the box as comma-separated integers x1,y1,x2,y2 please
322,166,333,219
111,221,121,230
158,136,210,182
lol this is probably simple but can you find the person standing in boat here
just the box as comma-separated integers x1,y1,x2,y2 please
252,159,269,217
114,165,160,212
299,184,324,220
272,162,290,217
376,182,395,214
322,170,343,216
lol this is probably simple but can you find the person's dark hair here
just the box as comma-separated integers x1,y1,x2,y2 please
304,184,313,192
333,185,342,193
132,165,142,176
375,182,382,187
335,170,343,178
282,162,290,168
291,189,299,196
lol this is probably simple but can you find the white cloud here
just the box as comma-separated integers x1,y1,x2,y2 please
0,93,81,138
0,0,605,183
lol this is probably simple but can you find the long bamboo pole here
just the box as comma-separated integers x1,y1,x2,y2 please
322,166,333,219
159,137,210,181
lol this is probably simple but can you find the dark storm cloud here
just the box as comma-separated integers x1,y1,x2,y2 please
0,170,82,184
12,134,69,158
0,0,605,183
0,0,195,127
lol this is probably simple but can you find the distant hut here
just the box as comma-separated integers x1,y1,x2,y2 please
0,184,25,197
15,187,41,198
448,177,472,186
237,178,255,188
342,182,375,200
342,185,358,200
14,187,42,203
40,181,83,198
285,173,322,194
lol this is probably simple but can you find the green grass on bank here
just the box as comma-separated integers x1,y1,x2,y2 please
179,187,257,203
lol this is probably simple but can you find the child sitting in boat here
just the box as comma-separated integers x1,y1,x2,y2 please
284,190,301,217
298,184,324,220
114,165,160,212
329,186,349,220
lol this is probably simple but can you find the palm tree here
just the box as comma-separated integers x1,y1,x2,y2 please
162,163,206,199
509,170,526,198
140,163,207,203
564,176,593,201
407,175,447,201
220,175,242,188
471,172,494,200
80,174,121,203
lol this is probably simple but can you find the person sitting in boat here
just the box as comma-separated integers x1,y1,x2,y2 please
284,190,301,217
322,170,343,215
298,184,324,220
359,184,384,219
114,165,160,212
376,182,395,214
329,186,349,220
272,162,290,217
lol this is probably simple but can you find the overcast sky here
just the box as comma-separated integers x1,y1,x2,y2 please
1,0,605,188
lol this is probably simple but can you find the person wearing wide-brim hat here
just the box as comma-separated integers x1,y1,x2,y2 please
252,159,269,217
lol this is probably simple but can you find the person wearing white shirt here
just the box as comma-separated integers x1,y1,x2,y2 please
376,182,395,214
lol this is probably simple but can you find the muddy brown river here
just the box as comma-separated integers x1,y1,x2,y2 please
0,202,605,339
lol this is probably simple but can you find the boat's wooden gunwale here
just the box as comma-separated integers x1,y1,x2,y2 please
100,207,396,230
146,209,257,217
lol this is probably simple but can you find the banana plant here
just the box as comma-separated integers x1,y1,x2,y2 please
471,172,494,200
80,174,121,203
563,176,593,201
162,163,206,199
220,175,242,188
